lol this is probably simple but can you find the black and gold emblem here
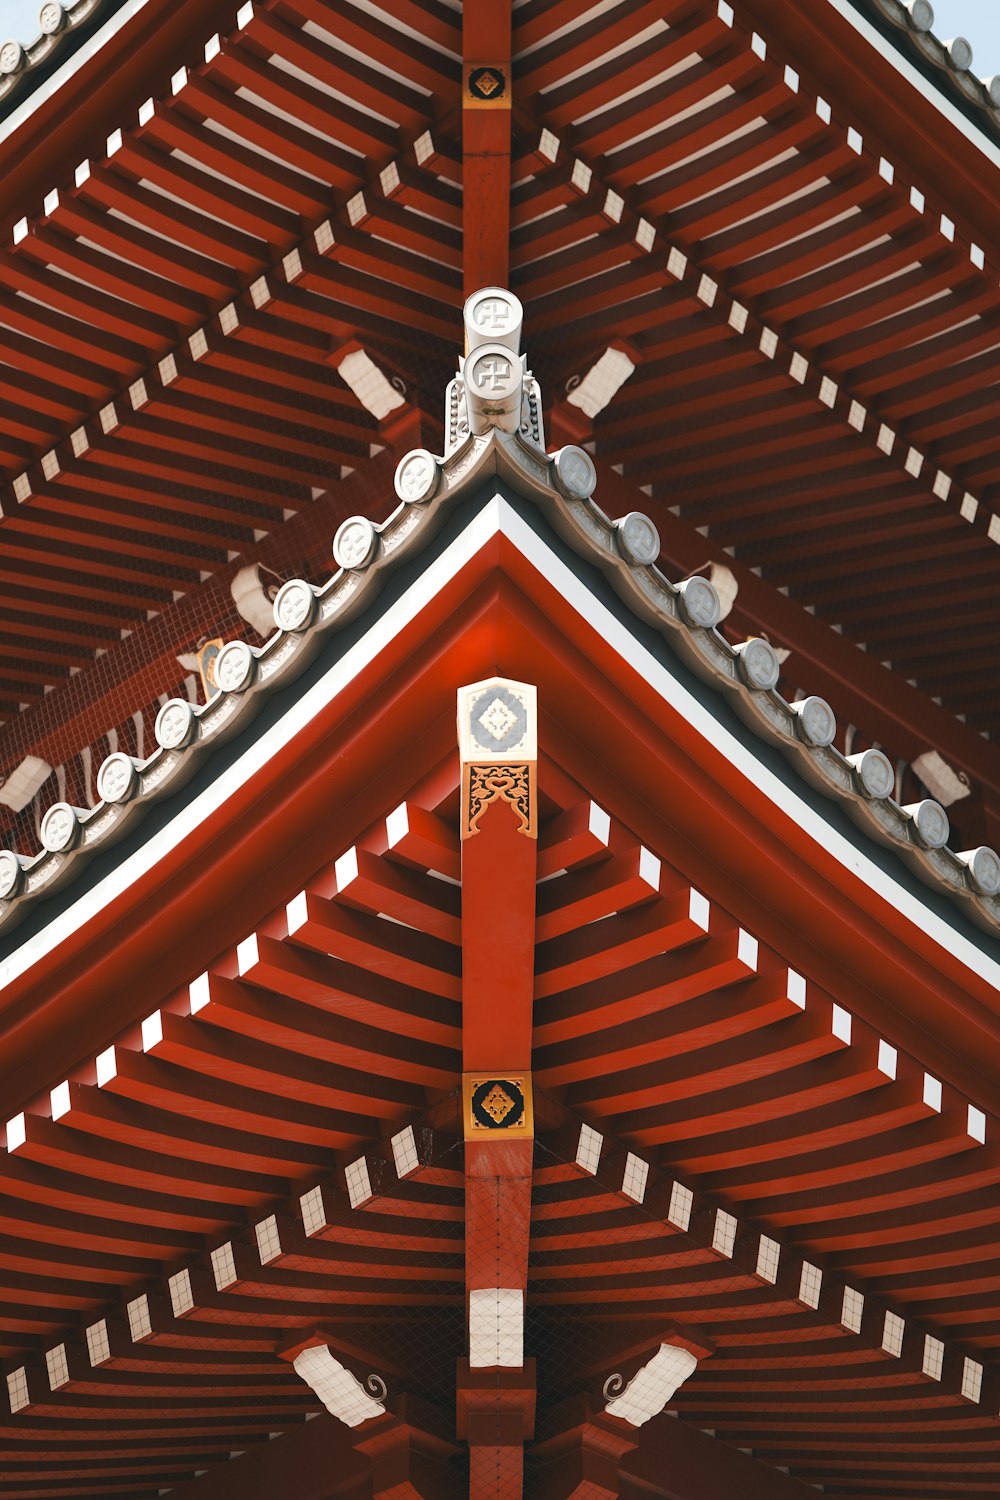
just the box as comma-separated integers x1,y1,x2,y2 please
463,1074,534,1139
465,65,510,108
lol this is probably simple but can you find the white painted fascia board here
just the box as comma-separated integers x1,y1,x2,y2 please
1,495,997,996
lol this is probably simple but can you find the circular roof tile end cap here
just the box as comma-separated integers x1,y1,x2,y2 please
0,849,24,900
615,511,660,566
735,637,781,692
155,698,197,751
394,449,439,504
97,752,140,806
677,575,721,630
792,695,837,748
40,802,81,853
333,514,378,571
848,748,895,799
945,36,973,71
960,846,1000,896
214,639,256,695
984,75,1000,109
39,3,67,35
552,445,597,501
905,0,934,31
0,41,25,75
903,798,950,849
273,578,317,634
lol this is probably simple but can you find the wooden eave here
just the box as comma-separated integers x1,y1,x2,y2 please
0,0,997,866
0,483,998,1497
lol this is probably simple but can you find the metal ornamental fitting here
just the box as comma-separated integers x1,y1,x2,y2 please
734,637,781,692
272,578,317,633
214,640,256,694
848,748,895,800
462,1073,534,1141
676,576,722,630
791,695,837,748
155,698,196,751
97,753,140,806
40,802,81,853
333,515,378,571
604,1343,699,1426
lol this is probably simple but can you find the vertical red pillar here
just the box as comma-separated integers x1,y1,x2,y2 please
457,678,538,1499
462,0,512,295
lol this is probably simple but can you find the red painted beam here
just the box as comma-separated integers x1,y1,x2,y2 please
459,675,537,1497
463,0,512,294
113,1412,370,1500
623,1408,837,1500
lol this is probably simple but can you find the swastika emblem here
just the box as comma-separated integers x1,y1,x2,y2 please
554,444,597,500
471,356,511,392
472,298,511,333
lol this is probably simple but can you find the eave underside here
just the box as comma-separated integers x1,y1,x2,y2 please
1,545,998,1500
0,0,996,855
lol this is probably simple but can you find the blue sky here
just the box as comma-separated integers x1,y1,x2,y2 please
932,1,1000,74
0,0,998,81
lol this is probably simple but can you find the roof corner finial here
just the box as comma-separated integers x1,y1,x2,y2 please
393,287,549,504
445,286,544,452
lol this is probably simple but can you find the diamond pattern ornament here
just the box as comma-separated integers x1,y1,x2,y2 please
463,1074,534,1138
467,684,528,755
479,696,518,743
467,65,508,105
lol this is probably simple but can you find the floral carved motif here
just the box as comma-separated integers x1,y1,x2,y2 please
463,763,536,839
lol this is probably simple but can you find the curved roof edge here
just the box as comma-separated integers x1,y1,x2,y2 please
847,0,1000,153
0,0,130,127
0,426,997,945
3,0,1000,163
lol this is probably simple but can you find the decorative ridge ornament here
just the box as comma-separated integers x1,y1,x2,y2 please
444,288,544,454
457,676,537,841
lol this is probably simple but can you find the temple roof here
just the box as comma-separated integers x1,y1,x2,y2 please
0,0,997,878
4,1,1000,150
1,383,998,943
0,435,999,1497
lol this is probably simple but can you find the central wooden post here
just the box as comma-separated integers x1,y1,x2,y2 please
462,0,512,295
457,678,538,1499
